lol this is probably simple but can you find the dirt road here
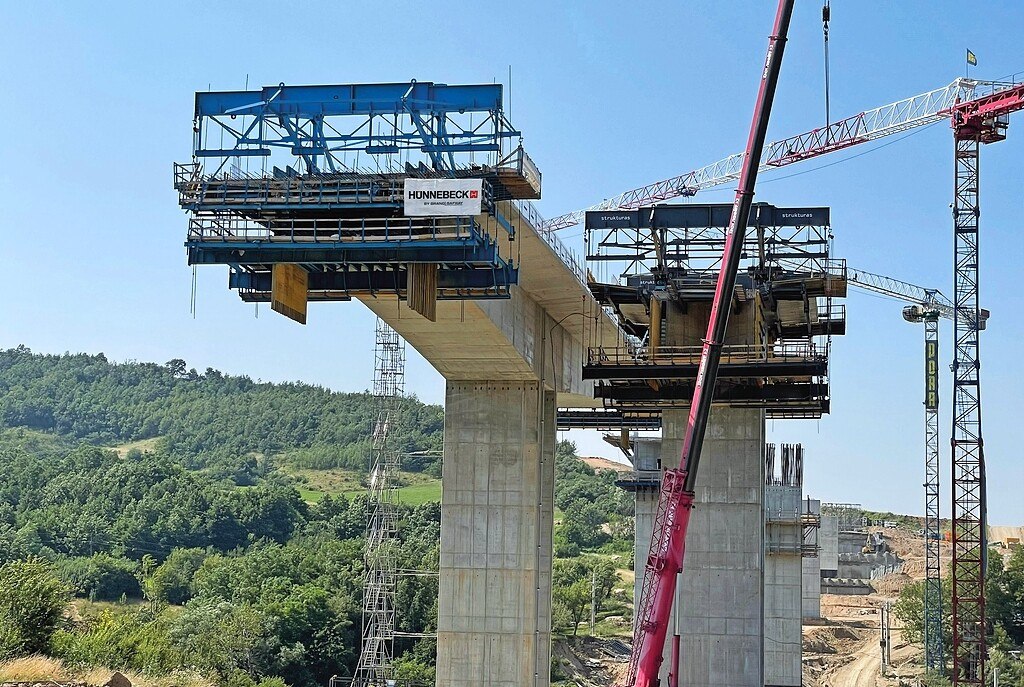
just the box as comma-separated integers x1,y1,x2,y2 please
826,632,880,687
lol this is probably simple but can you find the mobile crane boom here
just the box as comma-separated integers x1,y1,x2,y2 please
627,2,794,685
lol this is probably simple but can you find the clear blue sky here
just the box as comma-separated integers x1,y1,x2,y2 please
1,2,1022,522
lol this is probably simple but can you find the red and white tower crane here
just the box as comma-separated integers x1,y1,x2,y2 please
551,52,1024,687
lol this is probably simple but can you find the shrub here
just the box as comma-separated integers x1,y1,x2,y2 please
55,554,142,601
0,559,71,659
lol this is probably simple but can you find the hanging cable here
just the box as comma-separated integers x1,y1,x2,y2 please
823,1,832,134
190,265,198,318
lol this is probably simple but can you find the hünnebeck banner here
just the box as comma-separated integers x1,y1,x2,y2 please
404,179,483,216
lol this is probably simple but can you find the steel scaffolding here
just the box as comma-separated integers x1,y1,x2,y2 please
354,318,406,687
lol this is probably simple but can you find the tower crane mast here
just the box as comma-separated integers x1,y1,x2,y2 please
844,266,988,673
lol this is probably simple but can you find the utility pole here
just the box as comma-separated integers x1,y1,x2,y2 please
880,602,892,675
590,567,597,634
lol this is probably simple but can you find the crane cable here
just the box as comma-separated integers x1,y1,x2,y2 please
823,1,832,134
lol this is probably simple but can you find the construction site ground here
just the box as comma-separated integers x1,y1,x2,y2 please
553,524,1024,687
803,526,952,687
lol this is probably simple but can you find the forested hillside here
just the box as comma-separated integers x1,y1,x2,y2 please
0,347,636,687
0,346,443,481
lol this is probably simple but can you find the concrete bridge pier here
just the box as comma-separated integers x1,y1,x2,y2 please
663,406,766,687
436,380,556,687
630,301,768,687
358,202,623,687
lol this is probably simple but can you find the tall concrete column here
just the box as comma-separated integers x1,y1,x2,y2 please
802,499,823,620
651,301,765,687
664,406,765,687
764,483,804,687
436,381,555,687
631,410,765,687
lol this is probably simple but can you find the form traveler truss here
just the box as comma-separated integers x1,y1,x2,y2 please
583,202,846,421
175,81,544,313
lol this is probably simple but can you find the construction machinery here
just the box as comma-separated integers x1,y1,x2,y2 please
627,2,794,685
843,266,989,672
558,60,1024,687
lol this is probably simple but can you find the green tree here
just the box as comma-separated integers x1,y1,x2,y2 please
394,657,435,685
0,559,71,659
589,557,620,614
892,577,952,658
145,547,207,604
55,554,141,601
988,545,1024,645
52,605,180,674
169,599,285,679
560,502,610,551
894,547,1024,681
553,579,591,636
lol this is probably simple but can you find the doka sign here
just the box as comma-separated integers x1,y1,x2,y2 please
404,179,483,216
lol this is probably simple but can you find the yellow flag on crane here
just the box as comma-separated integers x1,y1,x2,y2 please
967,49,978,66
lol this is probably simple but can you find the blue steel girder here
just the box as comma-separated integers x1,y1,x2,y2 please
185,240,510,267
193,81,520,175
228,263,518,298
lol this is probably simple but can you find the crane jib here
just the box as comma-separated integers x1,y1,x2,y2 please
546,80,1024,232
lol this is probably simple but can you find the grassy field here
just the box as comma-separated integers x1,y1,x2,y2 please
284,466,364,493
297,487,328,503
287,466,442,505
110,436,165,458
392,481,441,505
337,480,441,505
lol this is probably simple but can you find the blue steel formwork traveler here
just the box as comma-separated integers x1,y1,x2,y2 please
174,80,543,316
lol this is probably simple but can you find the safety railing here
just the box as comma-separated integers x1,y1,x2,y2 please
586,341,825,367
173,161,200,187
802,512,822,528
176,169,405,209
817,302,846,323
614,470,663,490
187,214,483,245
512,199,589,288
175,163,515,215
518,148,542,193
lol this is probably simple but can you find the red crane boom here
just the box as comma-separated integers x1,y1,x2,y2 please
587,75,1024,687
626,2,794,685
